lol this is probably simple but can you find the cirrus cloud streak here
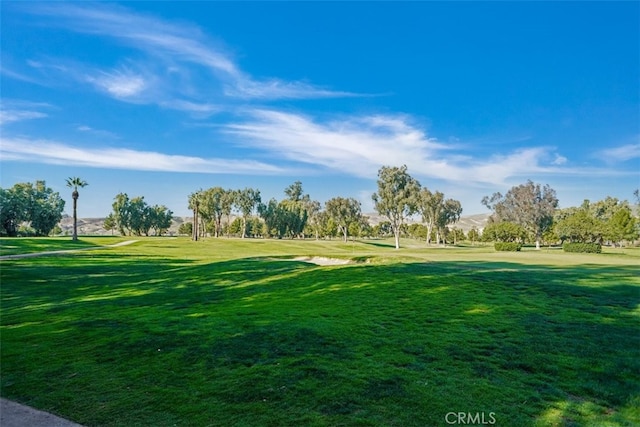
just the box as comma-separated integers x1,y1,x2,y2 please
0,137,284,175
224,109,588,186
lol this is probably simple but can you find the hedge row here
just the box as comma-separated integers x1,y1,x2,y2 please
494,242,522,252
563,243,602,253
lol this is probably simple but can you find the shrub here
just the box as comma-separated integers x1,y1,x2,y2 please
494,242,522,251
563,242,602,253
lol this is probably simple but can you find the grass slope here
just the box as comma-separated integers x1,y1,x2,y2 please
1,238,639,426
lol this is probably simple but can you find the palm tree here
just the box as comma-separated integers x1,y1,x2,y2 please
66,177,88,241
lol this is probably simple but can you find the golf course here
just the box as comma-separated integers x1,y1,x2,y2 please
1,237,638,426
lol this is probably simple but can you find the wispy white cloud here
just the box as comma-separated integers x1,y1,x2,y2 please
86,68,147,98
598,142,640,163
76,125,119,139
21,3,356,102
0,137,284,175
226,78,363,100
159,100,221,116
0,64,42,84
552,153,568,165
224,109,619,186
0,110,48,125
0,99,52,125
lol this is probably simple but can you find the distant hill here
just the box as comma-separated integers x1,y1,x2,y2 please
59,215,192,236
365,212,489,233
59,213,490,236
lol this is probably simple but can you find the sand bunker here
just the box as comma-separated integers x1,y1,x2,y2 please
293,256,351,266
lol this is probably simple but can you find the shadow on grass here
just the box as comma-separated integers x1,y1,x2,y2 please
359,240,397,248
0,238,100,256
1,254,639,426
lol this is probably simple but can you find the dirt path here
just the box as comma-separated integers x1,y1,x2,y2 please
0,240,139,260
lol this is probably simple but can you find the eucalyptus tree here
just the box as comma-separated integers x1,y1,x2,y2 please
258,198,282,238
285,181,304,202
482,180,558,249
372,165,421,249
303,199,322,240
436,198,463,245
418,188,444,245
221,189,237,237
188,191,202,241
235,188,261,238
150,205,173,236
199,187,226,237
325,196,362,242
66,177,88,240
103,214,116,235
112,193,131,236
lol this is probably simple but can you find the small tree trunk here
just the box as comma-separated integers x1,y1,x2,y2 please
193,206,198,241
72,192,78,241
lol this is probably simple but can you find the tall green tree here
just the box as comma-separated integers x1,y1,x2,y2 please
112,193,132,236
0,187,26,237
554,207,604,243
199,187,226,237
235,188,261,238
0,181,64,237
482,180,558,249
418,188,444,245
325,197,362,242
372,165,421,249
66,177,88,241
258,198,282,238
128,196,153,236
606,206,638,246
258,181,310,239
188,191,202,240
221,189,237,237
103,214,117,235
436,198,462,245
150,205,173,236
31,181,66,237
481,222,528,243
285,181,304,202
303,199,322,240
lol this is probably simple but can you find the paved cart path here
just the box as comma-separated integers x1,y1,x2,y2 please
0,398,84,427
0,240,139,260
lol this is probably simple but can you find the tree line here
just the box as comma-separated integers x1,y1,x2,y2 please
105,193,173,236
182,166,464,249
1,168,638,248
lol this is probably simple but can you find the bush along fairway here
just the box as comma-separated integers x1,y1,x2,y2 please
1,238,639,426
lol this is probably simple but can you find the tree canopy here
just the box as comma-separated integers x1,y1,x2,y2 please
372,165,421,249
482,180,558,249
0,181,65,237
325,197,362,242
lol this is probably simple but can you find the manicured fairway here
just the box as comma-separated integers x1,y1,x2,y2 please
1,238,638,426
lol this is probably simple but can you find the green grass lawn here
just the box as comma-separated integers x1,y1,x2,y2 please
1,238,638,426
0,236,128,256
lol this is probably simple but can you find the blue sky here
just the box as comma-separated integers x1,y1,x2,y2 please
1,1,638,218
